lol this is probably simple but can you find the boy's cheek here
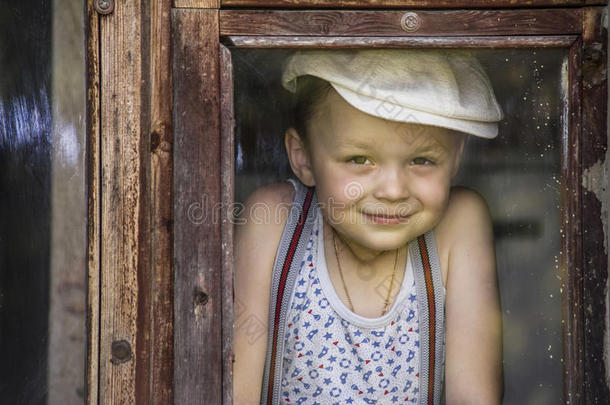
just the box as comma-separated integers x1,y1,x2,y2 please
318,173,363,203
412,174,450,196
418,186,452,218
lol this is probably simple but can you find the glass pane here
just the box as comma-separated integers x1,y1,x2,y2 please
232,47,566,404
457,49,565,405
0,0,86,403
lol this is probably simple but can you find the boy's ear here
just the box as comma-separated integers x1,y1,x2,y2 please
450,134,467,178
285,128,316,186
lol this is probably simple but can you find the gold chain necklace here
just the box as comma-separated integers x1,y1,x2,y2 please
331,229,400,316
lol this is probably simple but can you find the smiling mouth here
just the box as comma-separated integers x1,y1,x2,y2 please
361,212,411,225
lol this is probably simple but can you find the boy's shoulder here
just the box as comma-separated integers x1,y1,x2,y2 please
235,180,296,242
248,181,295,204
434,186,494,283
446,186,492,221
233,180,297,310
233,181,297,398
435,187,493,252
243,180,296,210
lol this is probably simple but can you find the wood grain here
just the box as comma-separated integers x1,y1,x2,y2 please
581,7,609,404
219,9,583,37
173,8,223,404
145,0,175,403
174,0,220,7
85,2,609,404
99,0,145,402
562,38,584,405
219,43,235,405
225,35,578,48
85,1,100,403
220,0,599,8
91,1,176,403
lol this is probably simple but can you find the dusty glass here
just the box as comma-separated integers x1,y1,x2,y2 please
232,48,566,405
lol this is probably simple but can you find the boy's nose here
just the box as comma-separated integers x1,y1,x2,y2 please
372,169,409,202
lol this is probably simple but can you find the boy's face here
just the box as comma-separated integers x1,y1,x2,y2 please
288,89,465,256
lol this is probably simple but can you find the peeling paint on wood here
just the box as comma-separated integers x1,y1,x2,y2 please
581,6,610,403
581,154,610,400
582,161,609,246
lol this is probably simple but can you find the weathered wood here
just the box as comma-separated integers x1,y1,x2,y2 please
135,5,154,400
99,0,145,402
219,9,583,37
173,8,223,404
221,0,603,8
225,35,578,48
562,38,584,405
146,0,175,403
85,1,100,404
581,7,609,404
83,2,609,405
219,43,235,405
174,0,220,8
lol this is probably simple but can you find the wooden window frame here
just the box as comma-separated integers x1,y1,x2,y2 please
87,1,608,404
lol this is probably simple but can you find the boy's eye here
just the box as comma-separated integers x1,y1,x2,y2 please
348,156,372,165
411,157,434,165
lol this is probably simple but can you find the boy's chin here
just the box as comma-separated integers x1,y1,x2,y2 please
339,230,415,254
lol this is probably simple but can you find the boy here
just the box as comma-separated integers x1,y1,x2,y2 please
234,50,503,405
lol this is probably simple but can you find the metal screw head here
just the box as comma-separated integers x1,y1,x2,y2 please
401,12,421,33
110,340,132,364
95,0,114,15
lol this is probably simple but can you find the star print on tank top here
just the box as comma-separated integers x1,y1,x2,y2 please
280,208,420,404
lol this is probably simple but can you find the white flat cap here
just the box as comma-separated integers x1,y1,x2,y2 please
282,50,503,139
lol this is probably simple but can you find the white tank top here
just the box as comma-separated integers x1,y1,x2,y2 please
280,208,420,404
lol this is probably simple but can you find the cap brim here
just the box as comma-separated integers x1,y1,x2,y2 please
331,83,499,139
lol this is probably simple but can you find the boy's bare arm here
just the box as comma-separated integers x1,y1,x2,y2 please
442,187,503,405
233,182,295,405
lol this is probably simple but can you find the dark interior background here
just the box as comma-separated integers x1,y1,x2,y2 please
232,47,565,405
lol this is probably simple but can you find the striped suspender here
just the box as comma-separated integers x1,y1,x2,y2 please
260,183,317,405
410,231,445,405
259,183,444,405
